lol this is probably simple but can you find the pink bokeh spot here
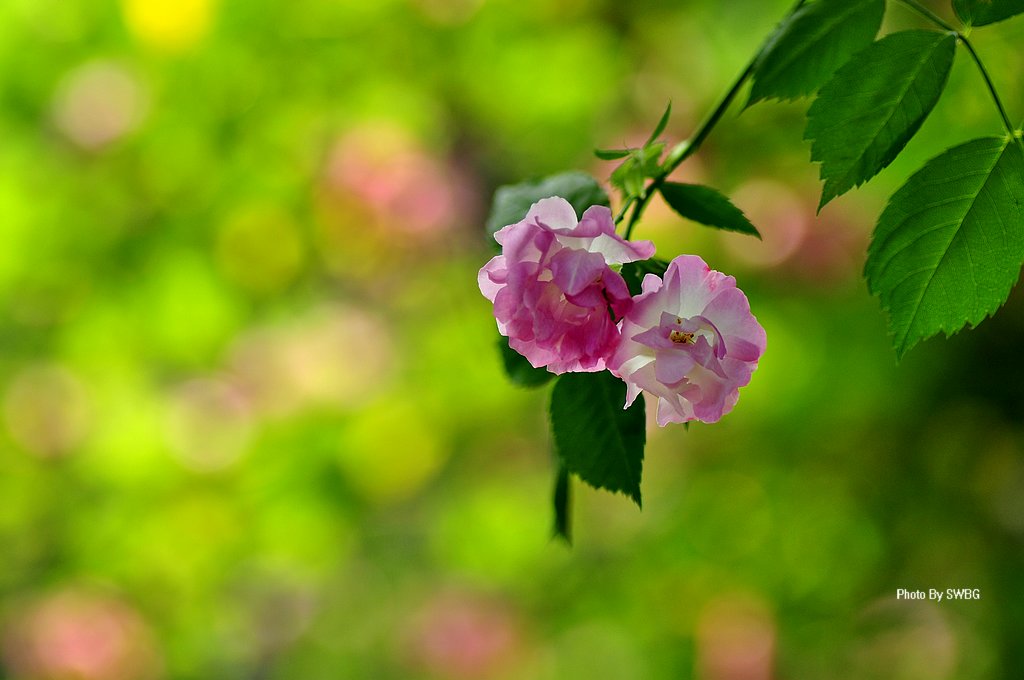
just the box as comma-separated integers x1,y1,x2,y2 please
323,125,469,238
406,593,521,680
2,590,161,680
609,255,766,426
479,197,655,374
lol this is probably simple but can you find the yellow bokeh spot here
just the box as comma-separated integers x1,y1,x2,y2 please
338,400,445,504
121,0,215,51
217,204,306,294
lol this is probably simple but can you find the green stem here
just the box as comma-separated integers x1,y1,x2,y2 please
614,196,636,224
894,0,957,32
959,38,1021,146
552,463,571,543
894,0,1021,148
621,0,808,239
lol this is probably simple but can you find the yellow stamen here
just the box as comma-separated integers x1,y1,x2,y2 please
669,330,695,344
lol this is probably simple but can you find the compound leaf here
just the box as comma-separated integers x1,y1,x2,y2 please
954,0,1024,26
748,0,885,105
806,30,956,209
865,137,1024,357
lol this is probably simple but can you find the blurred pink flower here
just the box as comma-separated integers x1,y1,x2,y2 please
479,197,655,374
2,591,160,680
52,60,148,150
323,125,470,238
609,255,766,426
696,594,776,680
406,593,521,679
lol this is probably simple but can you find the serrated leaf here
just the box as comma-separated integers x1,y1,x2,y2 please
486,172,610,249
954,0,1024,26
550,372,646,506
747,0,884,106
806,30,956,209
497,336,554,387
621,257,669,297
865,137,1024,358
594,148,632,160
645,101,672,146
659,182,760,237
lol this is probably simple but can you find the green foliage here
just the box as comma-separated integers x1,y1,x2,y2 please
9,0,1024,674
602,106,672,199
954,0,1024,26
610,144,665,198
594,148,632,160
645,101,672,146
550,372,646,506
659,182,760,237
486,172,610,248
497,336,555,388
865,137,1024,357
747,0,884,105
621,258,670,297
806,30,956,209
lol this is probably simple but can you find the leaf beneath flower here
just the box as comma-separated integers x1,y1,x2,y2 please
486,172,610,250
550,372,646,506
497,336,555,388
621,257,669,297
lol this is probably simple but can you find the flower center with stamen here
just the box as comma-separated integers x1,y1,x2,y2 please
669,330,695,344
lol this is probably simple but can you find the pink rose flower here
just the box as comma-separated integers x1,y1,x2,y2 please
609,255,766,425
479,197,655,374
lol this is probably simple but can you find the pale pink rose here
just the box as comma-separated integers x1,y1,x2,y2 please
609,255,766,425
479,197,655,374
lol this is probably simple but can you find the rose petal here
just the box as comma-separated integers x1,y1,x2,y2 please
612,254,765,426
481,196,654,375
526,196,579,231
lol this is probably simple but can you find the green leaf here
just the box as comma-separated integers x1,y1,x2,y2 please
806,30,956,209
552,464,571,543
610,144,665,199
865,137,1024,358
611,157,645,198
659,182,760,237
594,148,632,160
486,172,610,249
638,143,665,178
611,145,664,192
645,101,672,146
550,371,646,506
747,0,885,106
497,336,554,388
954,0,1024,26
621,257,669,297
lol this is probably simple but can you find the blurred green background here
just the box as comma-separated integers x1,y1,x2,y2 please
2,0,1023,678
